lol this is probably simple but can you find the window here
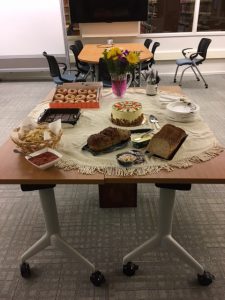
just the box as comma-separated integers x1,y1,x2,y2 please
141,0,195,34
198,0,225,31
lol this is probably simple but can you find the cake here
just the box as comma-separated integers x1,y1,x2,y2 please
111,101,144,127
147,124,187,159
87,127,131,152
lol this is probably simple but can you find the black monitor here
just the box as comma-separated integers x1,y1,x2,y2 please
69,0,148,23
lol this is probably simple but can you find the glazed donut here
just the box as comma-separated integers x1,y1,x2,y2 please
88,89,97,94
78,89,88,95
56,88,67,95
86,93,96,101
65,94,75,102
68,88,77,95
75,94,86,101
54,93,65,101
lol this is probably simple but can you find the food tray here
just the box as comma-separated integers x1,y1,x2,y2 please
38,108,81,126
82,139,130,156
49,82,103,109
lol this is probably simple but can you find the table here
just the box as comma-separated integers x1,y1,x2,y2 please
0,86,224,286
78,43,153,85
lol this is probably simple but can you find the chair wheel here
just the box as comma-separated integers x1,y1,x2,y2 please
20,262,31,278
90,270,105,286
205,84,208,88
197,271,215,286
173,79,176,83
123,261,139,276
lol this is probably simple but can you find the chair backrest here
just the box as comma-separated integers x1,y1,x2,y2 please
151,42,160,56
144,38,152,49
43,51,61,78
69,44,82,70
197,38,211,60
98,58,112,87
74,40,83,52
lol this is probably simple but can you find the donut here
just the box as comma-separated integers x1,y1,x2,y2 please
54,93,65,101
86,93,96,101
88,89,97,94
75,94,86,101
68,88,77,95
75,99,85,103
56,88,67,95
65,94,75,102
53,99,63,103
78,89,88,95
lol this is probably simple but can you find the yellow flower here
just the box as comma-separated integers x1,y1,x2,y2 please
126,52,140,64
107,47,122,59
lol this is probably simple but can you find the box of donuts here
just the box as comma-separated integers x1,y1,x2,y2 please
49,82,103,109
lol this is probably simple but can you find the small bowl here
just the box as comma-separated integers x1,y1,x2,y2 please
116,152,137,167
131,134,152,149
25,147,62,170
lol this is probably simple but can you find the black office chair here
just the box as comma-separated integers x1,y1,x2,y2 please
74,39,84,52
98,58,112,87
144,38,152,49
174,38,212,88
69,44,92,80
43,51,84,85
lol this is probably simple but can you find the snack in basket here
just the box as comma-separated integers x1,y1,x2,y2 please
11,120,62,154
146,124,187,160
87,127,131,152
111,101,144,127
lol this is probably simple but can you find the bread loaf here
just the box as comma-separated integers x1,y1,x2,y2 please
147,124,187,159
87,127,131,152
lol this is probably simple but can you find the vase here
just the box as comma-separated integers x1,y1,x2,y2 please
111,73,132,98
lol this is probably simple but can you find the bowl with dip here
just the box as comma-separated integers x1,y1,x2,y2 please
25,147,62,170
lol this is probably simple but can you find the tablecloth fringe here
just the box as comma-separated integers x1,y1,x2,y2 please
56,145,224,176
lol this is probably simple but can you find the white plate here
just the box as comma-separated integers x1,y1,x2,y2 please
166,101,199,114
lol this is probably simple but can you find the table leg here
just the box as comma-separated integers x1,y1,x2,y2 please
20,188,105,286
123,188,215,285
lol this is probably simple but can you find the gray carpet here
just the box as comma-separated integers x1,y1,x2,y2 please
0,75,225,299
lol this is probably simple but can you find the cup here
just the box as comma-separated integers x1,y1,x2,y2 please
107,39,114,46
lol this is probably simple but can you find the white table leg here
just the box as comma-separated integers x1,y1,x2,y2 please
21,188,95,271
123,187,214,285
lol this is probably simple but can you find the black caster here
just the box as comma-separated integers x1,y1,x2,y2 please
20,262,31,278
197,271,215,286
174,79,176,83
205,84,208,88
123,261,138,276
90,270,105,286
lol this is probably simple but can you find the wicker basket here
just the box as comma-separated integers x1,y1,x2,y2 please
11,125,62,154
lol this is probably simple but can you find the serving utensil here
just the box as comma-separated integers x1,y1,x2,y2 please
149,115,160,129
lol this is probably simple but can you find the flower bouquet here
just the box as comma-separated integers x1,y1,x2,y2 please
102,47,140,97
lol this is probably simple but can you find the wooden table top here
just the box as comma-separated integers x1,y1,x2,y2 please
78,43,153,64
1,86,225,185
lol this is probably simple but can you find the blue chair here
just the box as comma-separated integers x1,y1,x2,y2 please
43,51,85,85
174,38,212,88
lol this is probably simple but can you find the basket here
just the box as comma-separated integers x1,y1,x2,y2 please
11,125,62,154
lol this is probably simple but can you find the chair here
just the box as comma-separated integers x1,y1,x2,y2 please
69,44,92,80
43,51,84,85
144,38,152,49
149,42,160,68
98,58,112,87
74,39,83,52
173,38,212,88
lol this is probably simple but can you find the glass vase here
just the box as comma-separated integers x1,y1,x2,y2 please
111,73,132,98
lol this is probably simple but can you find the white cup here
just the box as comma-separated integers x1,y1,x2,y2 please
107,39,113,45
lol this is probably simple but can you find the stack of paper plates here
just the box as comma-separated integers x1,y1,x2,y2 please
166,101,200,122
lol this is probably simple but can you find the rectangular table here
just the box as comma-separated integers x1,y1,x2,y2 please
0,86,224,286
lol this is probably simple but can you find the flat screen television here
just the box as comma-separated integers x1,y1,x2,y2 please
69,0,148,23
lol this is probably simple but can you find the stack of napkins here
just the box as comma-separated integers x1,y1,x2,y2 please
157,92,181,108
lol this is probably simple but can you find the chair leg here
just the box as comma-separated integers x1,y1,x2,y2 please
173,65,179,83
191,66,200,81
193,64,209,88
179,65,192,86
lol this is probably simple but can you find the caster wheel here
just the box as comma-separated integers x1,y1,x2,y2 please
197,271,215,286
90,270,105,286
20,262,31,278
205,84,208,88
197,78,200,81
174,79,176,83
123,261,138,276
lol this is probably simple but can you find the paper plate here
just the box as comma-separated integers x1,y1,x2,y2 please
166,101,199,114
